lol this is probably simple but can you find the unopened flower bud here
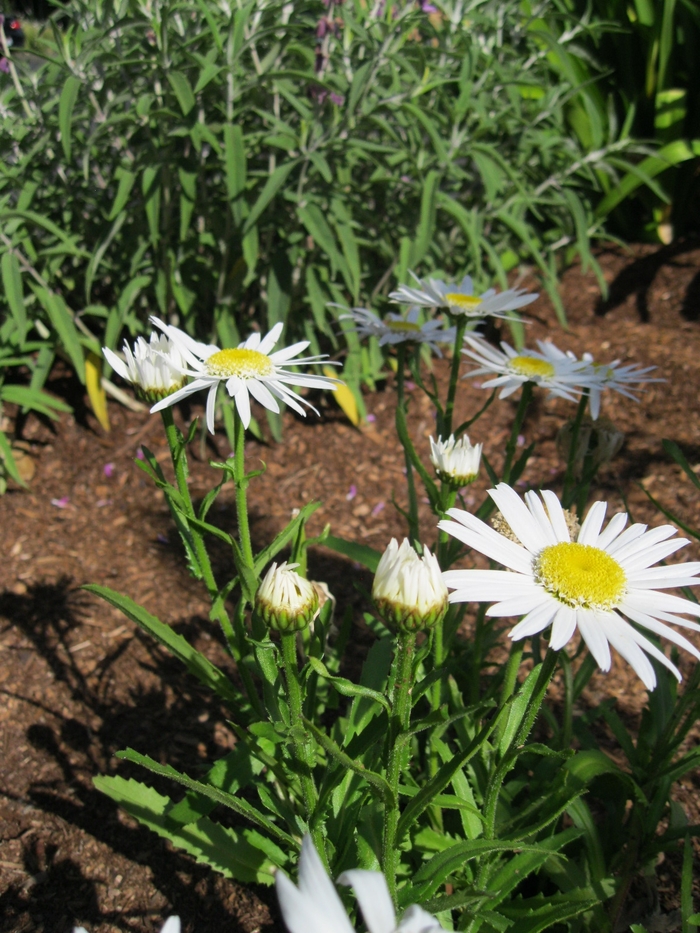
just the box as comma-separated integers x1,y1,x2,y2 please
372,539,448,633
256,562,319,633
103,332,187,403
429,434,482,487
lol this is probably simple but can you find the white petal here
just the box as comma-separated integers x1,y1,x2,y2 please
541,490,571,541
270,339,311,362
150,379,211,413
234,385,251,428
276,871,339,933
509,599,558,640
442,568,534,595
523,492,558,546
297,837,355,933
258,321,284,355
486,591,550,617
337,870,395,933
619,538,689,573
576,610,612,671
549,606,578,650
623,589,700,618
248,378,281,413
161,920,181,933
604,615,657,689
439,511,534,574
605,523,648,556
397,904,446,933
489,485,550,554
206,383,218,434
595,511,628,549
102,346,128,380
578,501,607,545
622,607,700,661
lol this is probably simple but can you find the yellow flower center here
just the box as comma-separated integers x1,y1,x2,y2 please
510,355,555,379
534,541,626,609
386,320,422,332
205,348,275,379
445,293,482,313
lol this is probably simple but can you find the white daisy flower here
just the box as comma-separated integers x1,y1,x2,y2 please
255,561,320,633
148,317,341,433
429,434,482,487
573,352,662,420
439,483,700,690
102,332,187,402
389,271,538,320
462,335,597,402
276,835,447,933
338,305,455,357
373,538,449,633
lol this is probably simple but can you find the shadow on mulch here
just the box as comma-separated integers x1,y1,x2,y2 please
595,237,700,322
0,578,284,933
0,545,373,933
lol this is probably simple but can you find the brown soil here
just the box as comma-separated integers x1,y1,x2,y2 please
1,242,700,933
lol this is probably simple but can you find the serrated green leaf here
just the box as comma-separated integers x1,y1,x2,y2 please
94,774,280,884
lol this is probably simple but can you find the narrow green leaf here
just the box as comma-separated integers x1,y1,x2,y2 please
167,71,196,116
82,584,243,709
1,252,27,340
323,534,381,572
32,286,85,383
59,74,81,162
308,657,391,713
116,748,296,846
304,718,394,803
242,160,299,236
108,169,136,221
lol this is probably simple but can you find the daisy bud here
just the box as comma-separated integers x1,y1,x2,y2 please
256,562,320,633
103,333,187,403
429,434,482,487
373,539,448,633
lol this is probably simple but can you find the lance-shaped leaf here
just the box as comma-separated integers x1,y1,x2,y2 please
83,585,243,710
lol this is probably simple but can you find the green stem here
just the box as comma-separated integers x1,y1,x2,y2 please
501,381,533,484
382,631,416,905
396,345,419,543
482,648,558,842
562,390,589,509
161,408,263,715
160,409,237,644
443,316,467,438
498,640,524,731
232,411,255,567
281,633,324,857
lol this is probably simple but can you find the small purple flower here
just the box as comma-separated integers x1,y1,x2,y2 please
96,498,112,508
136,448,146,460
366,413,376,423
371,501,385,517
157,533,169,544
346,484,357,501
330,92,345,106
517,434,526,447
104,462,115,477
421,1,438,11
405,381,416,391
51,496,70,509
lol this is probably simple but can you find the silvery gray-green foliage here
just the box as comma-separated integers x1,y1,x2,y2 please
0,0,652,383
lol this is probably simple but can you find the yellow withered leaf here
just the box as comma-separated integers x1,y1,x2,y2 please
86,351,111,432
323,366,359,426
